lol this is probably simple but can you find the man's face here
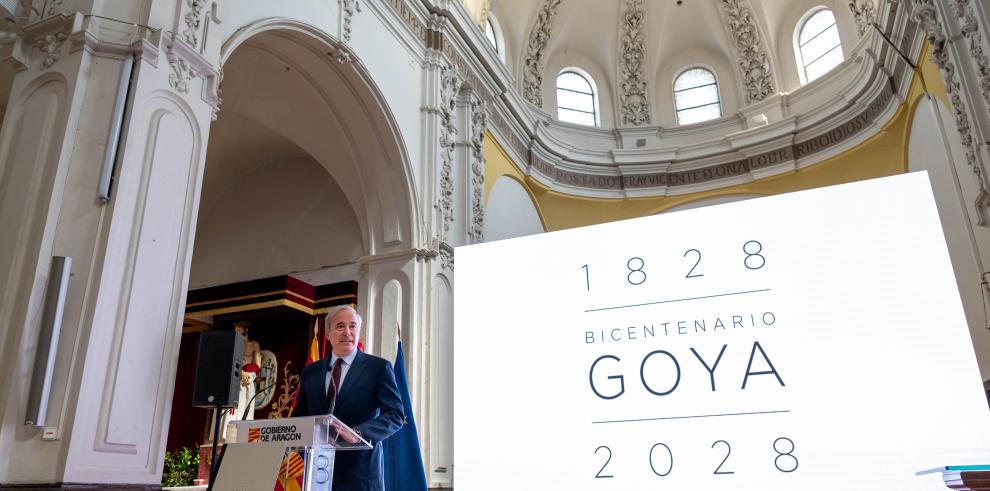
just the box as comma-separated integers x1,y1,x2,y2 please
327,310,360,357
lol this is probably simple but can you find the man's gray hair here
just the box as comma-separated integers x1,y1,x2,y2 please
327,305,362,329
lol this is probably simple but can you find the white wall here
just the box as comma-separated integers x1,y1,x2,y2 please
908,96,990,380
190,157,363,287
483,176,544,241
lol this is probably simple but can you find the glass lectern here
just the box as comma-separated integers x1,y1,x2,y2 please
222,415,372,491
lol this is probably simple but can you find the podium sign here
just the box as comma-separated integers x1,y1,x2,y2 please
217,415,371,491
454,173,990,490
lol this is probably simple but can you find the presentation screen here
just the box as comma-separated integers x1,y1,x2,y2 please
454,172,990,490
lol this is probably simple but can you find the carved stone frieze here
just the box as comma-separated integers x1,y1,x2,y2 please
182,0,207,48
34,30,67,69
382,0,430,46
912,0,990,225
620,0,650,126
523,0,562,107
947,0,990,125
848,0,877,37
469,97,488,244
718,0,774,104
167,48,196,94
437,64,461,238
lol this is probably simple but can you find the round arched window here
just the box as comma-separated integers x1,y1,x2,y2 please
556,70,599,126
797,8,844,83
674,68,721,125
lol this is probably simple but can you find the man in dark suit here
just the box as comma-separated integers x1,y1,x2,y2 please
294,306,404,491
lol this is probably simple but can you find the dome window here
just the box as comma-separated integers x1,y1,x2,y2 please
484,15,506,63
556,70,599,127
485,18,498,53
674,68,721,125
797,8,844,83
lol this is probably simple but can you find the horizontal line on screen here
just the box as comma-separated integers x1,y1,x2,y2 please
592,409,791,425
584,288,771,313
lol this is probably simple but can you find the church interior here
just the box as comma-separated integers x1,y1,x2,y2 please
2,0,990,488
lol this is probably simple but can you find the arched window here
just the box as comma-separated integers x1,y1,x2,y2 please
484,14,506,63
485,18,498,52
556,70,599,126
796,8,844,83
674,68,721,125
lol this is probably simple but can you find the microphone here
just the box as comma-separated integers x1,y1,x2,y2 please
240,381,277,421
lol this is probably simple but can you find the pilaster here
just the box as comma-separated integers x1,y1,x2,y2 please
0,1,221,485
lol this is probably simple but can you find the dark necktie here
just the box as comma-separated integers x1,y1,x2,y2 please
326,358,343,410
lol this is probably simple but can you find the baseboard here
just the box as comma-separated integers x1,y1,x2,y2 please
0,484,161,491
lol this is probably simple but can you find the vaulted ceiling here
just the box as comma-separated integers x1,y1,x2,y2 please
487,0,870,128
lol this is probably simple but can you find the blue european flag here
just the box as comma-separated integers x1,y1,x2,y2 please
383,341,429,491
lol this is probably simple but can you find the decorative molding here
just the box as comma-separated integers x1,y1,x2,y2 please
336,0,361,63
523,74,898,194
440,38,494,104
209,66,223,121
382,0,430,46
439,241,454,271
947,0,990,123
718,0,774,104
469,97,488,244
912,0,990,226
33,30,67,69
479,0,492,27
341,0,360,43
523,0,562,107
166,47,196,94
482,4,917,198
488,107,528,161
437,64,461,238
848,0,877,37
181,0,207,48
27,0,65,24
619,0,651,126
41,0,63,18
163,31,221,114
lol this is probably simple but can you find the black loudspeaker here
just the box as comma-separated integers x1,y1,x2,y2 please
192,331,244,408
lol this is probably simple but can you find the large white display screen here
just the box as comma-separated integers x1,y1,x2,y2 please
454,173,990,489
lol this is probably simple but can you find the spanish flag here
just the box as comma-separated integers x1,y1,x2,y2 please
290,316,325,415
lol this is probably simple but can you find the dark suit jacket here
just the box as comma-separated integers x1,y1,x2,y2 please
294,350,405,491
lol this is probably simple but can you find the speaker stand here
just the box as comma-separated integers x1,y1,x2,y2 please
207,406,224,490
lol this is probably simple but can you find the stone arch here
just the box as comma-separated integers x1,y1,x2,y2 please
219,19,418,255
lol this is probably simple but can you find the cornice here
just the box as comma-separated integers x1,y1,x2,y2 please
367,0,430,63
68,16,161,65
21,11,78,70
